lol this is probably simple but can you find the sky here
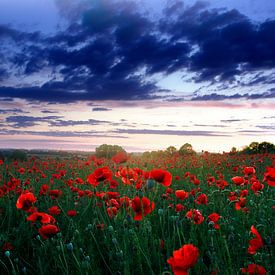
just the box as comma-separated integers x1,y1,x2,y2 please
0,0,274,152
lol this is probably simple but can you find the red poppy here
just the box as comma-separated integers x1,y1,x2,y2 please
49,189,62,199
116,167,139,185
38,224,59,239
27,212,56,224
39,184,49,196
243,166,256,175
241,264,266,275
175,190,189,200
16,191,36,212
207,213,221,229
248,225,264,255
48,206,61,215
232,176,245,185
195,193,208,205
167,244,199,275
175,204,185,212
67,210,77,217
131,197,155,221
251,180,264,194
112,151,128,164
263,167,275,187
215,179,228,190
235,197,247,211
186,209,204,224
2,242,14,251
149,169,172,187
87,166,112,187
107,206,118,218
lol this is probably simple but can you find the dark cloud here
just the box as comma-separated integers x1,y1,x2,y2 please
220,119,243,123
0,1,275,103
0,108,28,114
5,115,62,128
114,128,230,136
0,128,128,139
194,124,228,128
50,118,109,127
92,107,112,111
191,90,275,101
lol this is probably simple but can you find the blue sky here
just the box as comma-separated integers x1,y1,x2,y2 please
0,0,274,152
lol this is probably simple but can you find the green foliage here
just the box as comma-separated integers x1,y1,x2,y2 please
8,150,28,161
95,144,126,159
165,146,177,156
241,141,275,154
178,143,196,155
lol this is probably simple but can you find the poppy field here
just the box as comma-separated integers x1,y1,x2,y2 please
0,152,274,275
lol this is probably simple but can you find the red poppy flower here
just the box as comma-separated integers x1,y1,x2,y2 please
186,209,204,224
216,179,228,190
235,197,247,211
241,264,266,275
38,224,59,239
112,151,128,164
248,225,264,255
207,213,221,229
107,206,118,218
175,190,189,200
243,166,256,175
167,244,199,275
195,193,208,205
116,167,139,185
232,176,245,185
149,169,172,187
131,197,155,221
16,191,36,212
39,184,49,196
87,166,112,187
263,167,275,187
67,210,77,217
27,212,56,224
49,189,62,199
175,204,185,212
48,206,61,215
2,242,14,251
251,180,264,194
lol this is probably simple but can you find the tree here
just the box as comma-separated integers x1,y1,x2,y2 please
240,141,275,154
9,150,28,161
166,146,177,156
178,143,195,155
95,144,126,159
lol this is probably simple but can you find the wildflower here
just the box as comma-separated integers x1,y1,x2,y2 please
195,193,208,205
186,209,204,224
87,166,112,187
112,151,128,164
67,210,77,217
27,212,56,224
16,191,36,212
241,264,266,275
131,197,155,221
167,244,199,275
248,225,263,255
232,176,245,186
48,206,61,215
38,224,59,239
149,169,172,187
263,167,275,187
207,213,221,229
175,190,189,200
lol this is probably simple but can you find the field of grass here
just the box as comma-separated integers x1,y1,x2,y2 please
0,152,274,274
